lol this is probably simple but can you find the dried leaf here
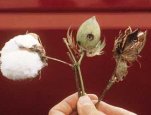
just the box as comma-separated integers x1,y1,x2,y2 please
66,27,80,56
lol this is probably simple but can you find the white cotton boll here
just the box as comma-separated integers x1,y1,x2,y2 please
0,33,46,80
15,34,41,49
1,50,44,80
1,34,41,55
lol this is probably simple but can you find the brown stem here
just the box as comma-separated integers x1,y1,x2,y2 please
73,66,81,97
96,74,116,107
76,63,85,96
45,56,73,67
63,38,86,96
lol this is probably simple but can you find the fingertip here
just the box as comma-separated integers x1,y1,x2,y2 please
78,95,92,105
88,94,98,100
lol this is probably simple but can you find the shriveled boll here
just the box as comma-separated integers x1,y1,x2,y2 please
115,61,128,81
0,33,46,80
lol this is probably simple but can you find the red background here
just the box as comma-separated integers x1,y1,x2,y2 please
0,0,151,115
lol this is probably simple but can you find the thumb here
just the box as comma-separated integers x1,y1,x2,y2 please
77,95,105,115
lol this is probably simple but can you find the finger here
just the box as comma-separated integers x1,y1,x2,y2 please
49,93,98,115
88,93,98,100
97,101,137,115
49,93,78,115
78,95,105,115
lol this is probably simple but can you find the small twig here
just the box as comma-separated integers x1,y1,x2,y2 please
67,52,75,64
78,52,85,65
63,38,76,63
45,56,73,67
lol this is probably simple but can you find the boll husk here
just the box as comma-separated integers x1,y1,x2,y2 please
76,16,105,57
113,27,147,82
0,33,47,80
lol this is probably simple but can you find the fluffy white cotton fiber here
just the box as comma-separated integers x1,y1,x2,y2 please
0,33,46,80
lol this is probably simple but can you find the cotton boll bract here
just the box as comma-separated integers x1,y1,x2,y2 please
0,33,47,80
76,16,105,57
76,16,100,50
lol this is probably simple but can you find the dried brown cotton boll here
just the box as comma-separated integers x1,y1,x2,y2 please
76,16,105,57
114,60,128,81
113,27,147,81
0,33,47,80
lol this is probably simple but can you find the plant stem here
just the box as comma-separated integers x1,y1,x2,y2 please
73,66,81,97
77,62,85,96
63,38,86,96
96,75,116,107
63,38,76,63
45,56,73,67
78,52,84,64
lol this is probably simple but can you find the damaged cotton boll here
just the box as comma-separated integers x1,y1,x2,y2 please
0,33,47,80
113,27,147,82
114,60,128,81
76,16,105,57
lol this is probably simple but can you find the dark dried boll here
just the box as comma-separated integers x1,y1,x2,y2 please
114,60,128,82
113,27,147,81
113,27,147,63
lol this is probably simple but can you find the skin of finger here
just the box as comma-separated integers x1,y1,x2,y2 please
96,101,137,115
77,96,106,115
48,93,98,115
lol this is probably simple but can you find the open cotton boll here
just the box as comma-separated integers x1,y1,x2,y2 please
1,50,45,80
1,34,41,55
0,33,47,80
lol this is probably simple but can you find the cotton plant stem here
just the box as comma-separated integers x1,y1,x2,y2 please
63,38,86,96
78,52,84,64
73,52,85,96
45,56,73,67
77,52,85,96
96,75,116,107
76,63,85,96
67,52,82,97
73,66,81,97
63,38,76,63
63,38,81,96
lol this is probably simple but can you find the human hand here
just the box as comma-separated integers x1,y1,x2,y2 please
48,93,98,115
48,93,137,115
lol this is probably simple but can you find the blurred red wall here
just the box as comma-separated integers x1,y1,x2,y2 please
0,0,151,115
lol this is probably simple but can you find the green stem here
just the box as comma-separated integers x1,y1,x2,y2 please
63,38,86,96
77,63,85,96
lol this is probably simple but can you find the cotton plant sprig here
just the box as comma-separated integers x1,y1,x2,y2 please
63,16,105,96
0,33,72,80
96,27,147,105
